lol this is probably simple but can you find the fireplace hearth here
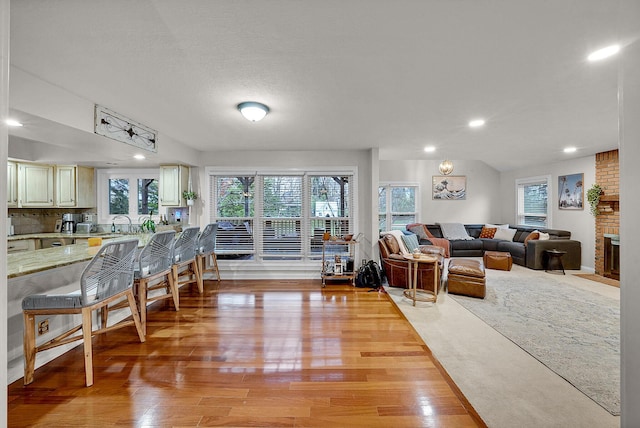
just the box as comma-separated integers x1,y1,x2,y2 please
604,234,620,280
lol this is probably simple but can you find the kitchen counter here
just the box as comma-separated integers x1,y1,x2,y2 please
7,232,122,242
7,234,151,279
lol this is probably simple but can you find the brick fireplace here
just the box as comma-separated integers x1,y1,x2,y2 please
594,149,619,278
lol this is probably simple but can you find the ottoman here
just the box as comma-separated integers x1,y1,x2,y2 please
447,259,486,299
483,251,513,271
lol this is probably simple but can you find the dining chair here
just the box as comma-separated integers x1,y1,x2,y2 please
196,223,221,283
22,239,143,387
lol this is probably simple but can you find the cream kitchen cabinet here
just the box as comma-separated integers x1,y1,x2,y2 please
159,164,190,207
18,163,55,207
7,161,18,207
56,165,95,208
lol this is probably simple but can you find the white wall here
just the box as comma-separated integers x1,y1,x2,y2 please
379,159,501,224
499,155,596,271
1,0,9,420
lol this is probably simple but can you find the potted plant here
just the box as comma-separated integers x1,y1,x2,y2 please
587,184,602,216
183,190,198,205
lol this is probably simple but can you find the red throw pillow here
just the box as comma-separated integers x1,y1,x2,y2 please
524,231,540,246
479,227,497,239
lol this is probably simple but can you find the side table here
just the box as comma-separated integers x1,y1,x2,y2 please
402,254,439,306
545,249,567,274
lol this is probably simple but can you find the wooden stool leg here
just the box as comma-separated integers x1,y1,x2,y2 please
23,312,36,385
195,260,203,293
138,278,148,336
127,290,145,343
170,267,180,311
211,253,221,281
81,307,94,387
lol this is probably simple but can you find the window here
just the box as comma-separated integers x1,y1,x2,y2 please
98,169,159,224
209,170,356,262
378,184,418,231
516,176,550,227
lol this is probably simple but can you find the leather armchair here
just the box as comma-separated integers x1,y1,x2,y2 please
378,237,444,289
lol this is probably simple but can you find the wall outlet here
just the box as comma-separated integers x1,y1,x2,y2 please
38,319,49,335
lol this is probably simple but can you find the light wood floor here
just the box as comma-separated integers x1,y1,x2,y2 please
8,280,485,427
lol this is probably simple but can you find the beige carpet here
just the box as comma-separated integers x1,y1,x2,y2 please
386,261,620,428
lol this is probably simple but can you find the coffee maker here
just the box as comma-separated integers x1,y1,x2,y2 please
62,213,83,233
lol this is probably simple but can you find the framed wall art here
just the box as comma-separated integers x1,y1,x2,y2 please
558,173,584,210
432,175,466,200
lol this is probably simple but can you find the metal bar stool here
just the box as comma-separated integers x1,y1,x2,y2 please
196,223,221,284
171,226,202,294
22,239,143,387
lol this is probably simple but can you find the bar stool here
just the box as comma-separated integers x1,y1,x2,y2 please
132,230,177,335
172,226,202,294
22,239,143,387
196,223,221,283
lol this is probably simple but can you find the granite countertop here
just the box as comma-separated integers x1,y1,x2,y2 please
7,232,123,241
7,234,152,279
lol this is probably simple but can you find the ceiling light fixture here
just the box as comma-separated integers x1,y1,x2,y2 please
439,160,454,175
133,154,146,160
564,147,577,153
5,119,23,127
238,101,270,122
588,44,621,62
424,146,436,153
468,119,485,128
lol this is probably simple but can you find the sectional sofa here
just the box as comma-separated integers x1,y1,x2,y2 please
406,223,582,270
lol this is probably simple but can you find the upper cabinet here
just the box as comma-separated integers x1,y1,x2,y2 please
10,163,96,208
18,163,55,207
159,164,190,207
55,165,96,208
7,161,18,208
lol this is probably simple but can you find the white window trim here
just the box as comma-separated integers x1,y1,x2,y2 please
378,182,420,232
515,175,552,228
96,168,159,224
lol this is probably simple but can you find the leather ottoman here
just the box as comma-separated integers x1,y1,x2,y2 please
447,259,486,299
483,251,513,271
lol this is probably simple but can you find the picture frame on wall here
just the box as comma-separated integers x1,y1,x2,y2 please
432,175,466,200
558,173,584,210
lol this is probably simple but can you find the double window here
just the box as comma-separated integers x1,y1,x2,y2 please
378,184,418,232
209,170,356,261
516,176,550,227
97,169,159,224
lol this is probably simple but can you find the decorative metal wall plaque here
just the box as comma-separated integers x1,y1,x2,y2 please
94,105,157,152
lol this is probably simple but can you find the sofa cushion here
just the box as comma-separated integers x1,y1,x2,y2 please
479,226,497,239
401,234,420,252
493,228,517,241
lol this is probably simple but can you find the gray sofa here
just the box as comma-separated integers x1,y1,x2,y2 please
410,224,582,270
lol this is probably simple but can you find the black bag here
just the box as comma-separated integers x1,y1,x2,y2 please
355,260,383,289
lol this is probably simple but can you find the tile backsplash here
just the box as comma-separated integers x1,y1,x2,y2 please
8,208,94,235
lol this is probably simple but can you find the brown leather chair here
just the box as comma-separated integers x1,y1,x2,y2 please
378,236,444,290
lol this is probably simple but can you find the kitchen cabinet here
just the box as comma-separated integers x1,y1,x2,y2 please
18,163,55,207
55,165,95,208
159,164,190,207
7,161,18,207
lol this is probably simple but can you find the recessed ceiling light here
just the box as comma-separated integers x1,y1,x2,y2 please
468,119,485,128
133,154,146,160
5,119,23,127
564,147,577,153
424,146,436,153
588,44,621,62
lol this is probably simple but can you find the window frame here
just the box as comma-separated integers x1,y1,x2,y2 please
96,168,160,224
206,167,358,264
515,175,552,228
378,182,420,232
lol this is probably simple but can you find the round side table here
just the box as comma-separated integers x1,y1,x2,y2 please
545,249,567,274
402,254,439,306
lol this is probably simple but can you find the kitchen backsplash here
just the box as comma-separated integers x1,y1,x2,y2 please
8,208,94,235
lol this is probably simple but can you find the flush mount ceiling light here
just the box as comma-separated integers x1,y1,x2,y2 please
564,147,577,153
588,44,621,62
424,146,436,153
439,160,454,175
238,101,270,122
468,119,485,128
5,119,23,127
133,154,146,160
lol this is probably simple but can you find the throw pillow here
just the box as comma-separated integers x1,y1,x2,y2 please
401,233,420,252
479,226,497,239
524,231,540,245
408,224,429,241
485,223,509,230
493,227,517,241
538,232,550,240
384,234,400,254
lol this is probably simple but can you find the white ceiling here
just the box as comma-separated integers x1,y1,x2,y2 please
8,1,632,171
